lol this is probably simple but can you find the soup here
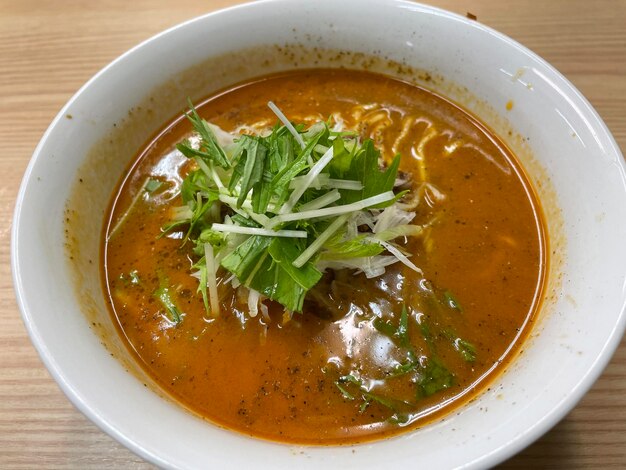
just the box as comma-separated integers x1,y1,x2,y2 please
103,69,546,444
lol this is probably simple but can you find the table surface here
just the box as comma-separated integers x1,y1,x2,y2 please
1,0,625,467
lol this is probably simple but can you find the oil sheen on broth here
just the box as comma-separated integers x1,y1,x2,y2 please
103,70,546,444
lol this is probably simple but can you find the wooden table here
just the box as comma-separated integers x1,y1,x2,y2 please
1,1,624,467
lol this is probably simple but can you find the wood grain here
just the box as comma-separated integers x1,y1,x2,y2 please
1,0,624,467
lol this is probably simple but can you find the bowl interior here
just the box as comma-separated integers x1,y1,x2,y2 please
12,1,626,468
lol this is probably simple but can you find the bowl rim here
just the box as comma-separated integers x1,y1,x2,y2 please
11,0,626,468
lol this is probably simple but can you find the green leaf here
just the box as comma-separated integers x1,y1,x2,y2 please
220,235,322,312
373,318,397,338
184,100,230,168
266,123,296,173
455,338,477,362
254,238,322,312
420,321,434,346
230,213,260,228
183,191,219,242
230,135,268,209
251,169,273,214
192,228,227,256
374,189,409,209
176,140,224,167
364,152,400,200
389,359,419,378
154,286,183,324
320,235,384,260
339,373,361,386
180,169,211,205
145,179,163,193
416,358,454,398
335,381,355,400
220,235,272,283
195,263,209,312
238,137,266,194
331,138,401,206
443,290,463,312
396,305,409,345
362,389,402,411
268,131,322,201
359,398,372,413
372,304,411,350
336,374,410,413
327,136,353,176
267,238,322,292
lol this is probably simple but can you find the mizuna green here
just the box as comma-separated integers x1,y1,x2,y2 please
163,101,423,315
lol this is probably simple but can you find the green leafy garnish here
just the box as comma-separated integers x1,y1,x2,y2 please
161,101,426,315
221,236,322,312
416,357,455,398
441,327,477,363
229,135,269,209
154,286,183,324
455,338,477,362
373,305,413,355
443,290,463,311
333,304,459,417
176,99,230,169
335,374,410,414
145,179,163,193
335,381,356,401
320,235,385,260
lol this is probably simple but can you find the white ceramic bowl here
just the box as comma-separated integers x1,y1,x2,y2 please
12,0,626,468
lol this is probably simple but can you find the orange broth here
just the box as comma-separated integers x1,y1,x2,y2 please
103,70,546,444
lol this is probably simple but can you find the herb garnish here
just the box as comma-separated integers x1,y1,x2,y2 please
443,289,463,311
454,338,477,362
162,101,424,316
154,285,183,324
335,304,456,418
